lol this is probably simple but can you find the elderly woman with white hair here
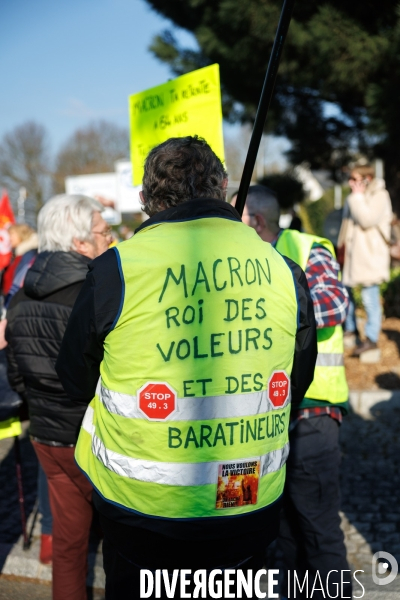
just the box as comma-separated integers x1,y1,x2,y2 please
5,194,112,600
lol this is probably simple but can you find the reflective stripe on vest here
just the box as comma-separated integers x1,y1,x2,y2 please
76,217,299,519
82,405,290,486
316,353,344,367
275,229,349,404
98,384,291,421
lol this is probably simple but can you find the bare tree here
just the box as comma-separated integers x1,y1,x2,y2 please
0,121,51,215
53,120,129,194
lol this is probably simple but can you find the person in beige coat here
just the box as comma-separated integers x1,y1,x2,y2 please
339,165,392,355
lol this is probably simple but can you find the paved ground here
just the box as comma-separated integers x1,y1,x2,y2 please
1,389,400,598
0,577,105,599
340,390,400,575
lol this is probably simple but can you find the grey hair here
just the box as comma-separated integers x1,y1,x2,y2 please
38,194,103,252
246,185,280,234
142,136,228,216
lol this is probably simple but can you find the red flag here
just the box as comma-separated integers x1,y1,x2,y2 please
0,190,15,271
0,190,15,228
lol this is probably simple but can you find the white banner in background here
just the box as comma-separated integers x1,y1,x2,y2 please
65,173,121,225
65,165,142,224
115,161,142,213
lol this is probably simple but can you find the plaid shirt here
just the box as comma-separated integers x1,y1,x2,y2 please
273,236,348,425
305,244,349,329
273,236,349,329
290,406,343,429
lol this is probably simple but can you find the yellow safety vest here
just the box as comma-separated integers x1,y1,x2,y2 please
0,417,21,441
76,216,299,519
276,229,349,409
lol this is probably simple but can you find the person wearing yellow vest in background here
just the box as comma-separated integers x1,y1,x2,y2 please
0,317,22,440
237,185,351,600
56,137,317,599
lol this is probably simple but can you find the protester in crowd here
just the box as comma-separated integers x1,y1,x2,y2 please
0,224,52,562
236,184,351,600
56,136,317,599
5,195,112,600
338,164,392,355
2,224,38,300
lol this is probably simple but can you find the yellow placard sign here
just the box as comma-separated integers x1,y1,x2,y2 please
129,64,224,185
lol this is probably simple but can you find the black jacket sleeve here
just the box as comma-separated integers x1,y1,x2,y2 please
55,248,122,403
5,297,26,399
284,257,318,407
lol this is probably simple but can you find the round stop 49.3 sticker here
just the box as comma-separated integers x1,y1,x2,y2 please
137,381,177,420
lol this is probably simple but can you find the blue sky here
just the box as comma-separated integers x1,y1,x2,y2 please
0,0,187,152
0,0,288,169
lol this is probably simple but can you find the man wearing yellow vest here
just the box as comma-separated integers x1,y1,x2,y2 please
57,138,317,599
239,185,350,600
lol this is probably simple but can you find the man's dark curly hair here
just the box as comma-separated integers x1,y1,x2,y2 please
141,136,228,216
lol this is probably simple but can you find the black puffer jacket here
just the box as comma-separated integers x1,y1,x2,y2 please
6,251,91,445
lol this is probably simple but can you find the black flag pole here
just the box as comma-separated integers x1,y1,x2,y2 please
234,0,295,217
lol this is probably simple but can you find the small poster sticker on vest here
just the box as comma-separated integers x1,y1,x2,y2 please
216,458,260,509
